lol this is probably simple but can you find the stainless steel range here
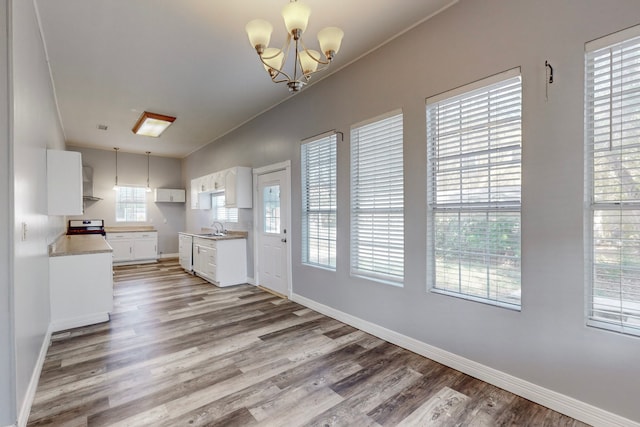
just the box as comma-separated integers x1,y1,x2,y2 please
67,219,105,236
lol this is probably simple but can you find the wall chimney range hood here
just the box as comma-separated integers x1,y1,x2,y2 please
82,165,102,201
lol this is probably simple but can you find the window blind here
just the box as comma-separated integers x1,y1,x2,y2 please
115,186,147,222
301,134,337,269
211,193,238,223
351,111,404,285
586,30,640,336
427,70,522,308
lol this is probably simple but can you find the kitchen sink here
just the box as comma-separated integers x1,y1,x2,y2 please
197,232,226,237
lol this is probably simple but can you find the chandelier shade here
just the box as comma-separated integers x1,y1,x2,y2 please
300,49,320,74
262,48,285,73
317,27,344,59
281,1,311,35
246,0,343,92
245,19,273,51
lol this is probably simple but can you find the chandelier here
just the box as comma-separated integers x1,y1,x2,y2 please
245,0,344,92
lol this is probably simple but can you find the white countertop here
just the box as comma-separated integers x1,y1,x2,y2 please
49,234,113,257
179,231,248,241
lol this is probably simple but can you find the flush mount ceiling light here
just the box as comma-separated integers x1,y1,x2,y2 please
246,0,344,92
132,111,176,137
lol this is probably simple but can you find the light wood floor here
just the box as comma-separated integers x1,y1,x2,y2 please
28,259,589,426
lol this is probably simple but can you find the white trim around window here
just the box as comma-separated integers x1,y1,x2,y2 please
301,132,337,270
115,185,147,222
426,69,522,309
350,109,404,286
585,25,640,337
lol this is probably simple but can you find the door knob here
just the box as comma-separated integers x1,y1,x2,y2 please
281,238,287,243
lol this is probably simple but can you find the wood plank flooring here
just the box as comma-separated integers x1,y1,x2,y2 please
28,259,589,426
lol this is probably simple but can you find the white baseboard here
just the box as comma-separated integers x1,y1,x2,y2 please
50,313,109,333
159,253,178,259
291,293,639,427
246,277,255,285
16,324,52,427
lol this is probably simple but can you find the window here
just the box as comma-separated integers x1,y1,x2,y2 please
115,186,147,222
263,185,281,234
351,111,404,285
586,26,640,336
426,69,522,309
211,193,238,223
302,133,337,269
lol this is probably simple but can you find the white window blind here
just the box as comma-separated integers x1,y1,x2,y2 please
302,133,337,269
212,193,238,223
427,69,522,308
586,27,640,336
351,111,404,285
115,186,147,222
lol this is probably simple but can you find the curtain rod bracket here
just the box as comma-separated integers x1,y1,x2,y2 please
545,60,554,84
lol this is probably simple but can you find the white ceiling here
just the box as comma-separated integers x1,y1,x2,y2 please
35,0,457,158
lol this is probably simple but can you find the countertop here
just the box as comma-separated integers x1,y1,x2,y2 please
105,226,157,233
49,234,113,257
179,230,248,241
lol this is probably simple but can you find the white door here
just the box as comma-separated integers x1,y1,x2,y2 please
256,168,289,296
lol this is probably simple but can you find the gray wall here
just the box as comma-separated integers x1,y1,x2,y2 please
183,0,640,422
10,0,66,423
67,146,185,255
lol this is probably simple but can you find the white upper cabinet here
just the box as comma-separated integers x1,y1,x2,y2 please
47,149,83,215
190,177,200,209
225,167,252,208
190,177,212,210
154,188,186,203
191,166,252,210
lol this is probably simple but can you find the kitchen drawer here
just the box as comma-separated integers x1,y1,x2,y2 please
133,231,157,239
107,233,132,239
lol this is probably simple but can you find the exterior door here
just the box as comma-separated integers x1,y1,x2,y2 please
256,168,289,296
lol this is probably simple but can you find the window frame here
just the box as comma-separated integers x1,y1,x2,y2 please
211,192,238,223
426,68,523,310
585,25,640,337
350,110,404,286
301,132,338,270
115,185,148,222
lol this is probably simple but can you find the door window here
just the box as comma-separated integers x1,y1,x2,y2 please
263,185,281,234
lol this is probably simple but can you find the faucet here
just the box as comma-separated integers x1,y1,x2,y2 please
211,221,224,234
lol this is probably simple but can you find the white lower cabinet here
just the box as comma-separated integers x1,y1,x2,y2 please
49,252,113,332
107,231,158,264
192,237,246,287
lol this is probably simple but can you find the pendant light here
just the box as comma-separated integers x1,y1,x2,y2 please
112,147,120,190
145,151,152,193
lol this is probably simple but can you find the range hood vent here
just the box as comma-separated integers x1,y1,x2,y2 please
82,165,102,201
